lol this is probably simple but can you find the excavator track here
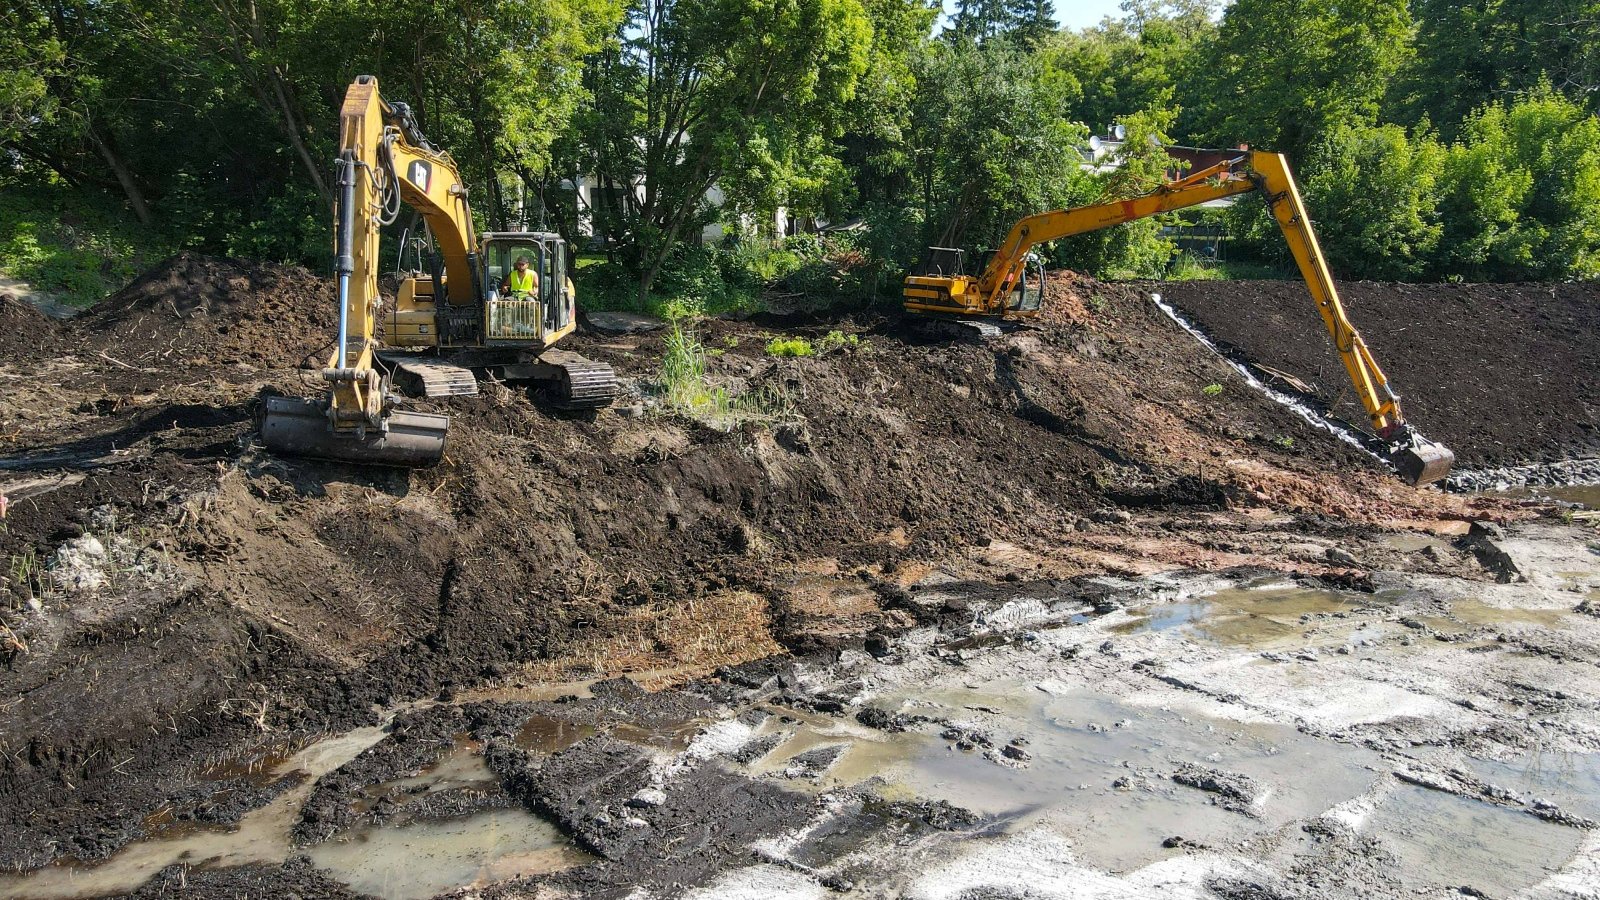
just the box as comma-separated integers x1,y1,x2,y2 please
501,349,618,409
538,350,618,409
378,352,480,398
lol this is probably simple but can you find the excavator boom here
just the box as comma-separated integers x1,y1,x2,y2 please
903,150,1455,487
261,76,453,467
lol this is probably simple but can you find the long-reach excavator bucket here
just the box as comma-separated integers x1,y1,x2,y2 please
260,396,449,467
1392,439,1455,488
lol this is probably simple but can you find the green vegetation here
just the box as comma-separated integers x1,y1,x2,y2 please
658,323,738,423
765,337,816,358
817,330,865,354
656,322,787,429
4,0,1598,311
1201,383,1223,397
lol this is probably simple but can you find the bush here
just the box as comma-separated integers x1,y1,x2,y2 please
1303,123,1445,280
1435,85,1600,280
0,179,165,306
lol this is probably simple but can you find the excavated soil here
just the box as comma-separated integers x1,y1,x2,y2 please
0,255,1580,894
0,292,59,358
1152,279,1600,467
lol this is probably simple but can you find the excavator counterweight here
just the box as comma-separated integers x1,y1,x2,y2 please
904,148,1456,488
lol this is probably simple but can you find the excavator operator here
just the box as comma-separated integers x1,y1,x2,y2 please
502,256,539,300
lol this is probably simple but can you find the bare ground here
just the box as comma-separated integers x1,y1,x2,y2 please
0,256,1589,898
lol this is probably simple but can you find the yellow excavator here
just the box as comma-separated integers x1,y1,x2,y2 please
902,150,1455,488
261,76,614,466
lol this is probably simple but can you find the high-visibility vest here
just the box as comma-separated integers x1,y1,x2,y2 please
508,268,536,296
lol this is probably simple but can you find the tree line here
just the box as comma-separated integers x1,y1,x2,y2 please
3,0,1598,307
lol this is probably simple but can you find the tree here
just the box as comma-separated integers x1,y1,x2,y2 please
1398,0,1600,135
1302,123,1445,280
908,37,1083,251
1436,86,1600,280
835,0,940,207
1045,1,1215,140
950,0,1056,45
577,0,871,302
1191,0,1412,161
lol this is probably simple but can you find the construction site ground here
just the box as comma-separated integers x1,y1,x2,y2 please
1,256,1598,899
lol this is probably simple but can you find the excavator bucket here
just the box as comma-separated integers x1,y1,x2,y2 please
1392,439,1455,488
260,396,448,467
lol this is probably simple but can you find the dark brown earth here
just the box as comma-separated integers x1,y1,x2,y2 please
1152,279,1600,468
0,255,1568,894
0,292,58,358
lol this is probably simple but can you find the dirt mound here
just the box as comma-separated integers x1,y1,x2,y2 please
1151,280,1600,468
0,259,1502,876
0,292,59,358
1039,269,1098,326
70,252,338,381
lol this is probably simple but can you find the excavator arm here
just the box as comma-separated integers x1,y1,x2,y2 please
261,76,460,466
903,150,1455,487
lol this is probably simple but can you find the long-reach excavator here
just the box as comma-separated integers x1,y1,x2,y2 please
261,76,615,466
902,150,1456,488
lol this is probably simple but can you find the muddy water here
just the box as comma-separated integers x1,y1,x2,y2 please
745,680,1381,873
306,809,589,900
1496,483,1600,509
1364,785,1586,895
1111,579,1365,647
0,726,589,900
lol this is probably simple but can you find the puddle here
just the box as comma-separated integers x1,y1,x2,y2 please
0,726,388,899
746,681,1380,873
1448,599,1573,631
515,715,598,754
0,723,586,900
1465,749,1600,822
306,808,593,900
1363,785,1586,895
1112,581,1365,647
613,719,707,752
1492,483,1600,509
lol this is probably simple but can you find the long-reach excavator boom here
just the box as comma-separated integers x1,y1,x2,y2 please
903,150,1455,487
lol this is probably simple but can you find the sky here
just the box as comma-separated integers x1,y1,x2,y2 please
938,0,1131,32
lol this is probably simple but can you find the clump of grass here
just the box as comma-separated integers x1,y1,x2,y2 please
6,548,49,608
1166,252,1225,281
1201,382,1224,397
658,322,784,429
765,336,815,357
817,330,865,354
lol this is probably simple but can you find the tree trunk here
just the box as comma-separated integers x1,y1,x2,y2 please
266,68,330,203
88,128,153,226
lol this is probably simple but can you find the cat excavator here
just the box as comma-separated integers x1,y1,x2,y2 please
261,76,615,466
902,150,1456,487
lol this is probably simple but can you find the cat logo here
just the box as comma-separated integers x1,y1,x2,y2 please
408,160,432,192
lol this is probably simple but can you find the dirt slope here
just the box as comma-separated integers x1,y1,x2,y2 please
1152,279,1600,468
0,257,1510,873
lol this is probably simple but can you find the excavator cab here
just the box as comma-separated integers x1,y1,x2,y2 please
482,233,572,342
1006,253,1046,314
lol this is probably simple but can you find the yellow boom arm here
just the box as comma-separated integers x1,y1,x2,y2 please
260,76,461,467
902,150,1454,486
